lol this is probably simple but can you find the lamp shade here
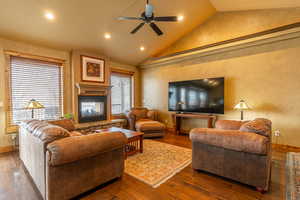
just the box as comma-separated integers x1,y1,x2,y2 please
234,100,249,110
25,99,44,109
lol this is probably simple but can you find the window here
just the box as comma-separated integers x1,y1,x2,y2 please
111,71,133,115
7,56,64,127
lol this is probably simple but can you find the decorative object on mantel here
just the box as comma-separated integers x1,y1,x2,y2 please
81,55,105,83
234,100,250,120
24,99,44,119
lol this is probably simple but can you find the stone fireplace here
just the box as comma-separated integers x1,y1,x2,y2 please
78,95,107,123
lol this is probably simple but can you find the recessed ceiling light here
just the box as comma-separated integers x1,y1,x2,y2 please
104,33,111,39
45,12,55,20
178,15,184,21
140,46,145,51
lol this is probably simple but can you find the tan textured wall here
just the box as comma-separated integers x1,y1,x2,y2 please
0,38,72,148
158,8,300,57
142,10,300,147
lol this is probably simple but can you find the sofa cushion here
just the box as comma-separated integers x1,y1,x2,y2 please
135,119,166,132
131,108,148,121
69,131,83,137
47,132,127,166
239,118,271,137
215,120,248,130
190,128,269,155
21,120,70,143
49,119,75,131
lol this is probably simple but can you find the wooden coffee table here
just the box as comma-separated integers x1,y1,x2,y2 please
95,127,144,157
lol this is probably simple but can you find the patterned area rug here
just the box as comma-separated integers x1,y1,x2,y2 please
125,139,192,188
286,152,300,200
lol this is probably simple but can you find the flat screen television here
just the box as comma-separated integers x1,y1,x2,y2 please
168,77,224,114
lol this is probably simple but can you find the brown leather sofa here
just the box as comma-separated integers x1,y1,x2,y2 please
19,119,127,200
190,118,272,192
126,107,166,138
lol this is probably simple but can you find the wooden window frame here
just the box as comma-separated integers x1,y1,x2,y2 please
4,50,66,134
110,68,135,118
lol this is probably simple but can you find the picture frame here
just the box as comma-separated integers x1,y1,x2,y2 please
81,55,105,83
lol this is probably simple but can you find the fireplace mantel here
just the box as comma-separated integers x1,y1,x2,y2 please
75,82,112,96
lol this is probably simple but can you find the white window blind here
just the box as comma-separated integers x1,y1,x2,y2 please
111,73,132,114
9,56,63,125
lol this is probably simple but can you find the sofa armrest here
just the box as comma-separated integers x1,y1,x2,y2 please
190,128,269,155
47,132,127,166
126,111,136,130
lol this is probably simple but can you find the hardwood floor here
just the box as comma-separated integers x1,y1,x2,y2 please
0,133,288,200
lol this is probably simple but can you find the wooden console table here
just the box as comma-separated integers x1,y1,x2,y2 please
172,113,217,135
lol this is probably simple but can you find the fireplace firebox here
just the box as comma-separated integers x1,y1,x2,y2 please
78,95,107,123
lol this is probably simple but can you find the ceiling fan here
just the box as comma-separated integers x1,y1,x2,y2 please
118,0,178,36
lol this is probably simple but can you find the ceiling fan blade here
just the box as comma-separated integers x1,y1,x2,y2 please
118,16,143,21
154,16,178,22
131,23,145,34
150,23,163,36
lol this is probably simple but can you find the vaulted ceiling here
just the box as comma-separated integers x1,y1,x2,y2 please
0,0,299,65
210,0,300,11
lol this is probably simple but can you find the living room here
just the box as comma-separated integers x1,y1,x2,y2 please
0,0,300,199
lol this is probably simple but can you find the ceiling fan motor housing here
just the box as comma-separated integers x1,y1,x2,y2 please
145,4,153,18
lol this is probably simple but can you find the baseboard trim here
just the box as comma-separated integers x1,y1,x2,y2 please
0,145,15,153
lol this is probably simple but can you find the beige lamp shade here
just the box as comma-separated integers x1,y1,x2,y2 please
25,99,44,109
234,100,249,110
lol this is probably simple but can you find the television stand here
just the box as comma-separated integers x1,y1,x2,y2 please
171,113,218,135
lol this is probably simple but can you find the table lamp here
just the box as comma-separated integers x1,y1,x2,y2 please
25,99,44,119
234,100,249,120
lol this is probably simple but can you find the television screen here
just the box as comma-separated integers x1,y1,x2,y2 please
168,77,224,114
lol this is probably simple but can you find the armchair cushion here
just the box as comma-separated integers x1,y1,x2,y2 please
190,128,269,155
135,119,166,132
47,132,127,166
131,108,148,121
239,118,271,137
147,110,157,121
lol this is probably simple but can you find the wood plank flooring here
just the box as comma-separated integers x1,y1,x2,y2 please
0,133,288,200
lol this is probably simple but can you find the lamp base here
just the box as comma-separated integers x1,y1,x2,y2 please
240,110,244,121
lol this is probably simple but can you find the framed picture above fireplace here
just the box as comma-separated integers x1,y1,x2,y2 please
81,55,105,83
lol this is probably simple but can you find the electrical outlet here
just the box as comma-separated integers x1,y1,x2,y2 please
274,130,281,137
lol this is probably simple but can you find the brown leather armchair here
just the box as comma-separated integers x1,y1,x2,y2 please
190,118,272,192
126,107,166,138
